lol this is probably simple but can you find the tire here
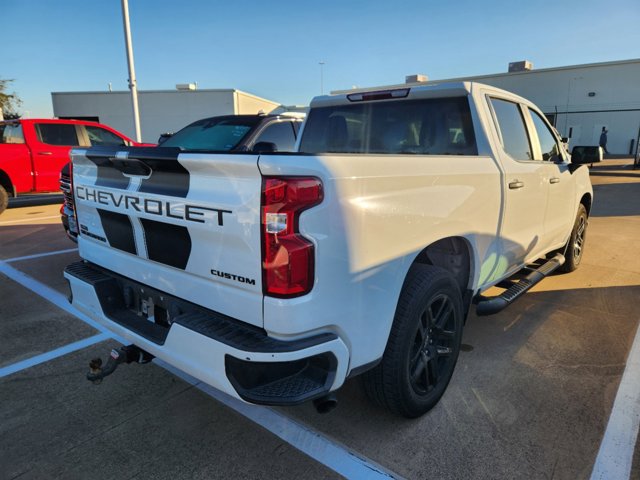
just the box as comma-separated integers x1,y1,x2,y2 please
362,265,464,418
558,204,588,273
0,185,8,215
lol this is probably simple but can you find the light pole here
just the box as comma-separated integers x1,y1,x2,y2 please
121,0,142,142
319,61,325,95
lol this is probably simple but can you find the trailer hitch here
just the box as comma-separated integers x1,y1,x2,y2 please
87,345,154,384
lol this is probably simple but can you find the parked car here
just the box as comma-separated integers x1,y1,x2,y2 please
0,118,144,215
158,112,305,152
65,82,598,418
61,112,305,241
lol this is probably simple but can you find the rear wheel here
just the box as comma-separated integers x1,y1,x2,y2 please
0,185,8,215
362,265,464,418
558,204,588,273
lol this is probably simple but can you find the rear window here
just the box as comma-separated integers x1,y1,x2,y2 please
161,116,261,151
0,123,25,144
299,96,477,155
35,123,80,146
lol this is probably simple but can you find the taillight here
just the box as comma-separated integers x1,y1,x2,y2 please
261,177,323,297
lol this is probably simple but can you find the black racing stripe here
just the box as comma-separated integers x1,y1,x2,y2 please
136,149,190,198
86,153,131,190
97,209,137,255
82,146,189,198
140,218,192,270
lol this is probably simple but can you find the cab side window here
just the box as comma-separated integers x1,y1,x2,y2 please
529,109,561,162
35,124,79,146
489,98,533,161
254,121,297,152
85,126,127,146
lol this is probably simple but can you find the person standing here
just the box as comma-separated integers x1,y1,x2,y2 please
599,128,609,154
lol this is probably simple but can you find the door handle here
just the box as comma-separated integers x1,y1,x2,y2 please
508,180,524,190
38,151,53,155
549,177,560,184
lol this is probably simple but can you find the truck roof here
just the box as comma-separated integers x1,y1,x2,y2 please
311,81,533,109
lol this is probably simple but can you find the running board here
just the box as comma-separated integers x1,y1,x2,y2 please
475,253,565,316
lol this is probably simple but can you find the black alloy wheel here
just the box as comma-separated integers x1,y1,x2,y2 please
362,265,464,418
408,293,457,396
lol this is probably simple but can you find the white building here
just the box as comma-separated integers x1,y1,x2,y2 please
434,59,640,155
51,88,281,143
338,59,640,155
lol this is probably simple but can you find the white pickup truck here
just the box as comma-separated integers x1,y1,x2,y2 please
64,82,598,418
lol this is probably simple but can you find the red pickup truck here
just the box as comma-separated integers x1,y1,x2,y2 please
0,118,142,214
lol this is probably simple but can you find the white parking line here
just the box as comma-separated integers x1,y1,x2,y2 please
5,248,78,263
0,261,120,337
0,253,403,480
0,215,61,225
160,361,401,479
0,333,109,378
590,321,640,480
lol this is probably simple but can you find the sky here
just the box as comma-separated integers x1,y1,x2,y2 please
3,0,640,118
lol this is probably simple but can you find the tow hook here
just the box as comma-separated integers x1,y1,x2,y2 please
87,345,154,384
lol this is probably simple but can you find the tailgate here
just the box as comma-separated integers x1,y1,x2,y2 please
71,146,264,328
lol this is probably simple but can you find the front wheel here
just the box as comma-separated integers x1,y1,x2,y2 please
362,265,464,418
558,204,588,273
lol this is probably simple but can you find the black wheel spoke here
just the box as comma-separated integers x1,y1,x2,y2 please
427,352,439,386
411,352,427,383
417,312,428,343
433,326,455,340
434,299,453,330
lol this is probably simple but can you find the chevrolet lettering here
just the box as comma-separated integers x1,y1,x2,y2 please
75,185,232,225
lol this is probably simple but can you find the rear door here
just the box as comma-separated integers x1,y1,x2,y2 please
72,147,264,327
31,122,81,191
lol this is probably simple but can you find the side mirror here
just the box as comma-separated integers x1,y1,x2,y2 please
157,132,173,144
571,146,603,165
561,137,568,143
253,141,277,153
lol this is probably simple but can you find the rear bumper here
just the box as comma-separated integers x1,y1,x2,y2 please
64,261,349,405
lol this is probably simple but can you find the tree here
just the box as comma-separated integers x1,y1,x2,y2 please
0,78,22,118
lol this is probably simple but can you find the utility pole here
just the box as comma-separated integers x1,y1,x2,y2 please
121,0,142,142
319,61,325,95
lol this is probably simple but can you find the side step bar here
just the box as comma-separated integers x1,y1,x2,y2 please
475,253,565,316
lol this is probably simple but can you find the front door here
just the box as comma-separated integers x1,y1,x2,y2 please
30,122,81,192
527,108,577,249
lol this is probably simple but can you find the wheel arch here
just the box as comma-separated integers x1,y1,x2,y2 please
408,236,475,319
0,169,15,197
580,192,592,216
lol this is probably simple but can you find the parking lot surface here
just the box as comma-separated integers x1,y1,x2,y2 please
1,159,639,479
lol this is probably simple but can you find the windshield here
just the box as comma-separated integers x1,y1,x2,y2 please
161,116,261,151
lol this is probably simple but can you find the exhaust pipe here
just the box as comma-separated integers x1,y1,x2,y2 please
313,393,337,414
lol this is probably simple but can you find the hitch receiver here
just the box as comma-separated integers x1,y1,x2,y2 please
87,345,154,384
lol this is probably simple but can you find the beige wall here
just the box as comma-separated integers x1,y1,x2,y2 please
235,92,280,115
435,60,640,154
52,89,282,143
